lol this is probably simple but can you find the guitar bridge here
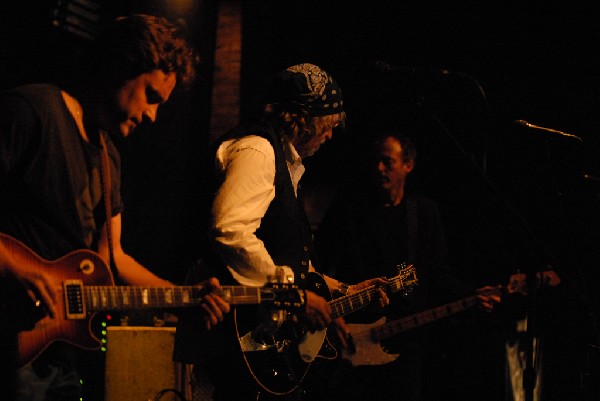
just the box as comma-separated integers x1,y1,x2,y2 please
64,280,86,319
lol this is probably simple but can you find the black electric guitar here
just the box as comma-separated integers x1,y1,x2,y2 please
235,263,418,395
0,233,304,368
342,270,561,367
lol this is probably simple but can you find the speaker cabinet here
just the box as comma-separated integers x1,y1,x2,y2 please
104,326,188,401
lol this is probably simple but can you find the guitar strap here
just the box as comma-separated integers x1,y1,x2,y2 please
296,183,321,271
98,132,118,280
405,196,418,266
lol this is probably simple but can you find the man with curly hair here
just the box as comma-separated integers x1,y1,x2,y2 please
0,14,229,401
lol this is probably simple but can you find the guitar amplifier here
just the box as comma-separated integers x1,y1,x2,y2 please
104,326,190,401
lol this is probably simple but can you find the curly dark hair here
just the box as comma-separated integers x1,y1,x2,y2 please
88,14,198,90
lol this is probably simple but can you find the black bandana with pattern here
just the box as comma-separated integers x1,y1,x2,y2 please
262,63,344,117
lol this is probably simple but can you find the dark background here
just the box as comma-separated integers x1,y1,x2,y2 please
2,1,600,400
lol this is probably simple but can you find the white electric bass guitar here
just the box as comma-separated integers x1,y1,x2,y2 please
342,270,560,366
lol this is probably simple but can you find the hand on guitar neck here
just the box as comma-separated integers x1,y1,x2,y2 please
301,276,390,333
475,284,503,312
196,277,231,330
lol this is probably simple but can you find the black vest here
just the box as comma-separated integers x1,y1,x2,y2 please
173,122,317,363
205,122,316,285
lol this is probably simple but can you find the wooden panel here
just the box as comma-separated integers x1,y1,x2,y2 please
209,0,242,143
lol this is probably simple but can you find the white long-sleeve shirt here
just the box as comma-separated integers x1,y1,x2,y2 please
211,134,305,287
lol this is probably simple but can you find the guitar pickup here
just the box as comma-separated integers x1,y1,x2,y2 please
64,280,86,319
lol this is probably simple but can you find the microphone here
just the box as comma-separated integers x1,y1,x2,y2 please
514,120,583,142
582,174,600,183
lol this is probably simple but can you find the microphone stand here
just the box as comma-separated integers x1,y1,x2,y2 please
378,60,597,400
409,72,556,401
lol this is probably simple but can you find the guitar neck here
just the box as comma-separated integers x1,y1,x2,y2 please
369,269,561,342
80,284,267,313
330,274,415,320
330,287,376,319
372,294,480,341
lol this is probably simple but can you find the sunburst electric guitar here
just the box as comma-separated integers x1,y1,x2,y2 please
235,263,419,396
342,270,561,367
0,233,304,368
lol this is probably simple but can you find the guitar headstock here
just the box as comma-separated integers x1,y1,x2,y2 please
390,263,419,296
260,283,306,310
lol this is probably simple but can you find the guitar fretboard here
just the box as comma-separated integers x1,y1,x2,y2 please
329,271,417,319
372,295,479,341
219,286,265,305
330,286,377,319
76,285,265,312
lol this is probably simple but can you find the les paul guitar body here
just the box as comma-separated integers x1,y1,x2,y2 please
5,235,116,368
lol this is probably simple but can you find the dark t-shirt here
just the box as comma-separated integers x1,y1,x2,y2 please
0,84,122,260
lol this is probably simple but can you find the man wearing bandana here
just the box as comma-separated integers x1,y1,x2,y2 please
174,63,390,400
